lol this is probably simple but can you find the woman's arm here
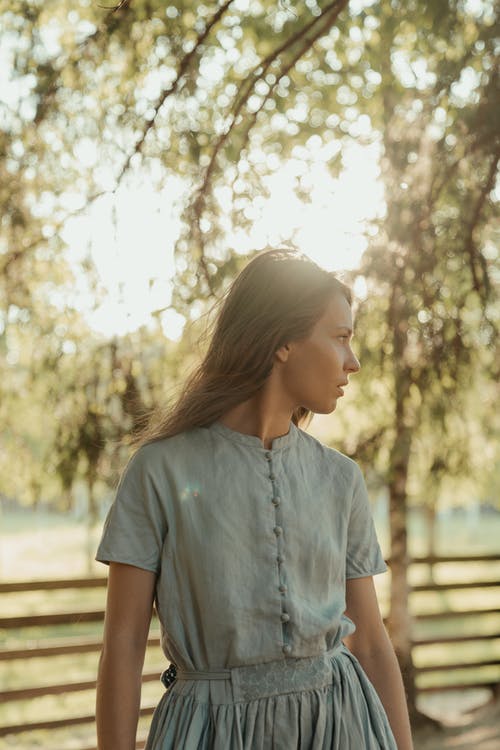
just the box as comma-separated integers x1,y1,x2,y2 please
343,575,414,750
96,562,157,750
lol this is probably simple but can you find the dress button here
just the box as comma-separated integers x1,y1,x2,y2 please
282,644,292,655
272,496,281,506
269,473,276,481
278,583,287,593
281,612,290,623
277,554,284,564
265,452,272,460
273,526,283,536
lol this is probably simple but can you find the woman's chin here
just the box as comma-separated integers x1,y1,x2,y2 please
311,400,338,415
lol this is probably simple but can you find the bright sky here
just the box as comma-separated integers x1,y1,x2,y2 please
61,137,385,341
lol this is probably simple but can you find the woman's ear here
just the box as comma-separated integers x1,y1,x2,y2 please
275,343,291,364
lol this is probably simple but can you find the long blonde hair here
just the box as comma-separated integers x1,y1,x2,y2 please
132,248,352,449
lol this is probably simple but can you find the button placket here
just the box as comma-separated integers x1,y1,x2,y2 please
265,450,292,656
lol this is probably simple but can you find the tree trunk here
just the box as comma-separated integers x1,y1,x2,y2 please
386,278,439,729
387,422,418,718
425,495,438,584
86,474,98,576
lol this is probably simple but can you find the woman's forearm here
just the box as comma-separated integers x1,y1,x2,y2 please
354,642,414,750
96,646,143,750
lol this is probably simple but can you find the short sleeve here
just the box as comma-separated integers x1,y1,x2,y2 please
345,462,387,579
95,446,168,574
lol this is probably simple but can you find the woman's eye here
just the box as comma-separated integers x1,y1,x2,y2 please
337,336,348,342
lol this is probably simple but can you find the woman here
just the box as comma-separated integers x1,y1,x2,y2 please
95,248,414,749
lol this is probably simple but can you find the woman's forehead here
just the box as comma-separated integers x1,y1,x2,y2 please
320,294,353,328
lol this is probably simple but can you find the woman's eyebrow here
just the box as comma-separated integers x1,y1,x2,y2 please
333,326,353,335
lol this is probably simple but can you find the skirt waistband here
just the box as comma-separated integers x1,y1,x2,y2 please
161,642,346,702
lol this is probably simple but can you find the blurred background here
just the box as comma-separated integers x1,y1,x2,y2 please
0,0,499,748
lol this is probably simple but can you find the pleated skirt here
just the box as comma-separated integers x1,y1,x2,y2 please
144,643,398,749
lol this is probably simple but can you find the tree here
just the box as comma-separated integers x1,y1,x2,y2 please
336,0,498,722
1,0,498,722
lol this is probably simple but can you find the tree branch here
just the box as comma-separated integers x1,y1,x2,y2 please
189,0,349,285
236,0,349,176
113,0,237,186
462,148,499,303
4,1,235,273
32,1,132,126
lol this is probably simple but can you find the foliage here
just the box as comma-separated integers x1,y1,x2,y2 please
0,0,498,719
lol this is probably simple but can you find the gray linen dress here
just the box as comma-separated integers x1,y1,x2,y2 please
95,419,397,749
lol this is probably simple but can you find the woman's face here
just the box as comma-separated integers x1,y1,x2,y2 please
279,293,360,414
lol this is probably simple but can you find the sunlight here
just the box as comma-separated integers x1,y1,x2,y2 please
62,140,385,341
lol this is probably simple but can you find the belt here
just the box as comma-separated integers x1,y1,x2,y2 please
160,643,345,702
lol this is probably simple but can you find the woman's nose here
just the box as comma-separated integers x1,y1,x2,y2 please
347,350,360,374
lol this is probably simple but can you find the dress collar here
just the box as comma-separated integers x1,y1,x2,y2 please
209,419,298,452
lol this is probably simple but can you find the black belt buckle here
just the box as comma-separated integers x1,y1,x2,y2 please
160,663,177,689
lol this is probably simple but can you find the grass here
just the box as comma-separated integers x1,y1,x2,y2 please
0,513,102,581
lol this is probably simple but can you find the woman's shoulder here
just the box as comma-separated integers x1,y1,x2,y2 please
124,426,208,471
297,427,360,483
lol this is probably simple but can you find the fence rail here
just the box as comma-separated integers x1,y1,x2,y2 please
0,635,162,661
1,555,499,747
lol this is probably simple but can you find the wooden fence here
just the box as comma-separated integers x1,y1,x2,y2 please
1,555,499,748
